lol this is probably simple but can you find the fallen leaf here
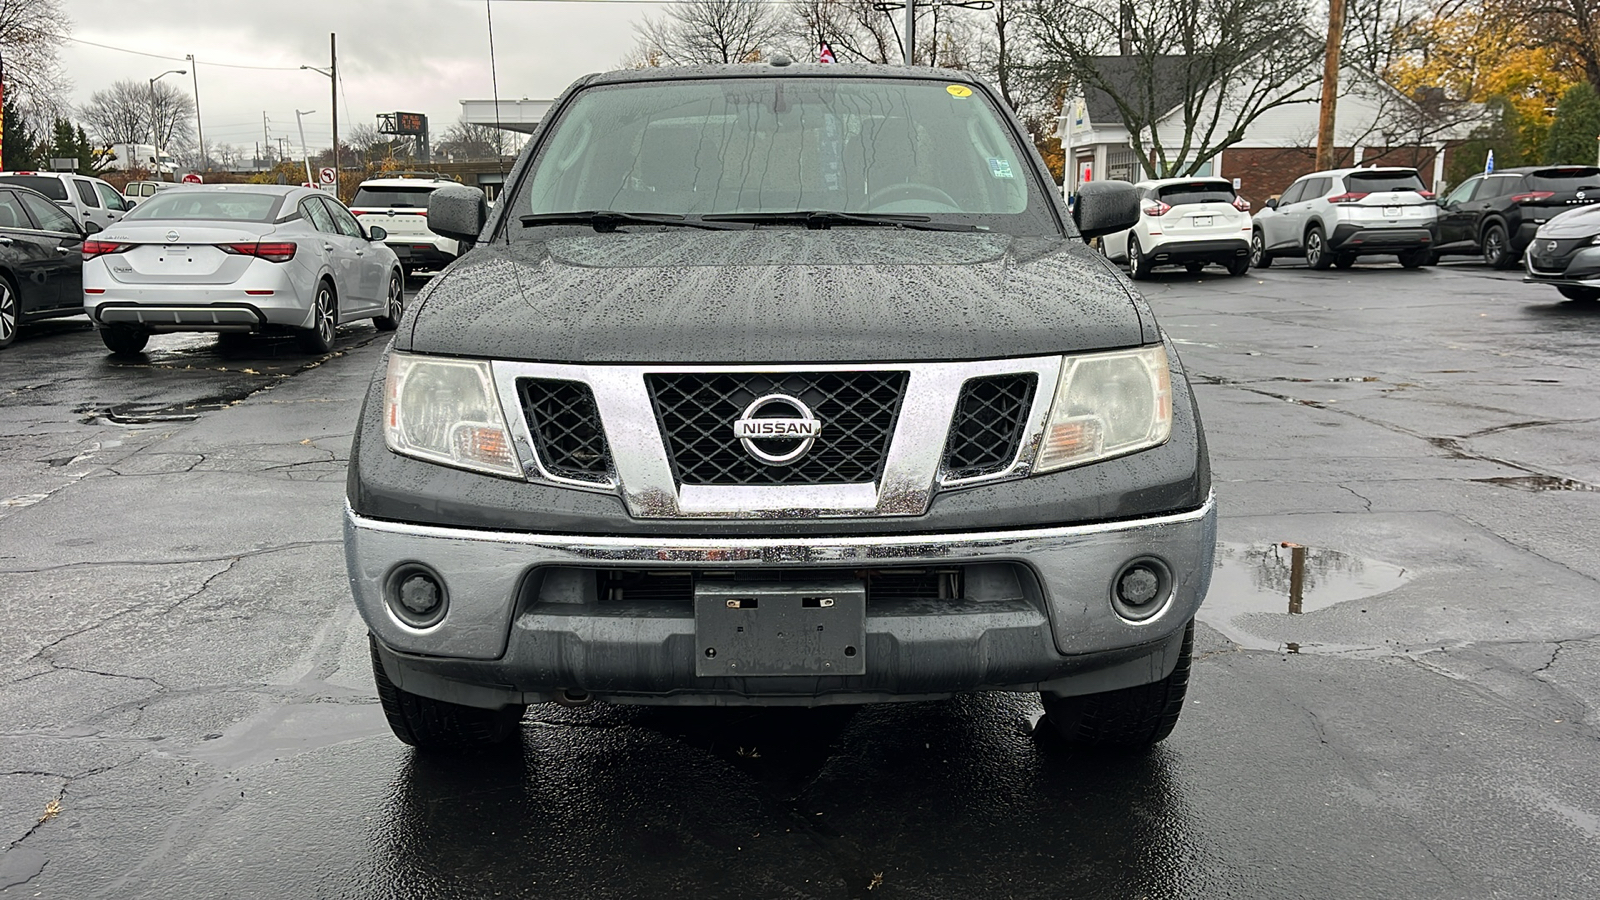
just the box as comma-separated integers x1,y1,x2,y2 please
39,798,61,823
868,872,883,890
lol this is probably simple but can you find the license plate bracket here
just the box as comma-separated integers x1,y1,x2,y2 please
1192,215,1212,227
1384,206,1401,217
694,577,866,677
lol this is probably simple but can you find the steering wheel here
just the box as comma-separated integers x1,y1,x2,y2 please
865,182,961,211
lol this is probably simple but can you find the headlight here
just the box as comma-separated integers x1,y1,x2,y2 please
383,352,521,478
1035,345,1172,473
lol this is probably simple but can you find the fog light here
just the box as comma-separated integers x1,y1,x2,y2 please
386,564,449,628
1110,558,1172,622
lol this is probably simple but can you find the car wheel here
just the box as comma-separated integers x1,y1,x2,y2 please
1334,253,1356,269
298,280,337,353
1306,226,1332,269
0,279,17,349
100,326,149,356
373,270,405,332
1557,285,1600,302
1227,255,1251,277
1482,223,1513,269
370,635,525,751
1250,229,1272,269
1398,248,1431,269
1040,621,1193,751
1127,235,1152,280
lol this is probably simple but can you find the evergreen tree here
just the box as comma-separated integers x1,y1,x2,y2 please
1,88,43,170
1448,96,1528,186
76,125,96,173
50,117,77,172
1545,82,1600,166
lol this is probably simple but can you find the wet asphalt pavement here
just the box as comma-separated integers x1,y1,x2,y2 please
3,263,1599,898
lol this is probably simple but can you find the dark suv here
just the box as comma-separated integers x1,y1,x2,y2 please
1433,166,1600,268
344,63,1216,754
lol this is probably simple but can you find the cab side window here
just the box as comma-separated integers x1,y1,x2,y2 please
1278,181,1307,206
1304,177,1332,200
320,198,364,238
301,197,337,234
1444,177,1480,206
74,179,101,208
95,182,129,212
18,193,78,233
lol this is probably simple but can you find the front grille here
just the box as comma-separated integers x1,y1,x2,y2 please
942,374,1037,480
647,372,907,485
518,378,612,483
589,568,965,605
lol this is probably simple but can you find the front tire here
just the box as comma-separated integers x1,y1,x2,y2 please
370,635,526,752
1398,248,1431,269
1127,234,1153,280
1227,255,1251,277
1482,223,1513,269
373,270,404,331
100,326,149,356
1334,253,1356,269
1041,622,1193,751
1557,285,1600,302
1306,226,1332,270
0,279,17,349
1250,229,1272,269
298,281,337,353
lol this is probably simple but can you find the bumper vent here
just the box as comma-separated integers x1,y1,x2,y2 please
942,373,1037,480
518,378,612,483
647,371,907,486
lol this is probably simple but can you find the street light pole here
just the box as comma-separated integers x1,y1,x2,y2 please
186,55,206,173
294,109,316,188
301,34,339,199
148,68,187,182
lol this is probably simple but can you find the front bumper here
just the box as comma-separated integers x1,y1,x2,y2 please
1524,244,1600,283
1329,224,1435,253
346,494,1218,708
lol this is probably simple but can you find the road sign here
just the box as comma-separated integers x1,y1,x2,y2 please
181,172,203,184
319,167,336,185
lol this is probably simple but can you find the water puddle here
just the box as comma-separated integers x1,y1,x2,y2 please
1197,541,1411,652
1473,475,1598,493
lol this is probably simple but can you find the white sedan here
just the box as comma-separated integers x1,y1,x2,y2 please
82,184,404,355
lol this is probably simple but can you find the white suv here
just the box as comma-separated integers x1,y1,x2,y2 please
1250,166,1438,270
350,176,463,275
1099,177,1253,279
0,171,130,232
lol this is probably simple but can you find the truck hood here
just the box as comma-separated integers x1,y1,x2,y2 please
405,230,1147,363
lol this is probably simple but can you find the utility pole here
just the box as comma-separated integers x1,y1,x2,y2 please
295,109,315,187
331,34,339,200
187,55,206,172
1315,0,1346,171
263,112,271,164
904,1,915,65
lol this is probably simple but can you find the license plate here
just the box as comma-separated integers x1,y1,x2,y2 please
1385,206,1401,217
694,577,866,677
1192,216,1212,227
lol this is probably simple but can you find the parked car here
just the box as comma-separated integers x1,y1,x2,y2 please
0,184,92,350
81,185,404,356
1522,203,1600,301
122,180,184,204
1433,166,1600,268
1099,177,1252,278
0,171,131,232
1250,166,1438,269
345,63,1216,754
349,175,462,276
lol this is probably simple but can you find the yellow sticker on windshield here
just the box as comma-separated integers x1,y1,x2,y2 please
946,85,972,98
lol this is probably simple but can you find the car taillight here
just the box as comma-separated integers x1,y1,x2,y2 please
1327,192,1369,204
82,240,133,259
1142,201,1172,217
1232,196,1251,212
1510,191,1556,204
1416,190,1435,199
220,241,298,263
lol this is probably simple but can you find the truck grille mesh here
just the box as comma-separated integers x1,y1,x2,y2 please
647,372,907,485
942,374,1037,480
518,378,613,483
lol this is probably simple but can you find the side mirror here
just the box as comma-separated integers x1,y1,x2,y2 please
1264,198,1279,210
1072,180,1139,241
428,185,488,243
124,198,138,208
83,220,104,236
367,225,388,242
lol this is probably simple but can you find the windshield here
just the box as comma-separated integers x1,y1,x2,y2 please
352,186,437,208
0,176,67,201
1345,171,1426,192
120,190,284,222
1529,168,1600,192
514,77,1058,234
1157,182,1234,205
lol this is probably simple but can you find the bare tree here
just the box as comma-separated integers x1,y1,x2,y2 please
789,0,900,63
438,119,519,160
0,0,70,108
81,78,195,149
634,0,787,65
1027,0,1327,177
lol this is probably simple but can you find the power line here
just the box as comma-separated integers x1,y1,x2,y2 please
64,35,308,71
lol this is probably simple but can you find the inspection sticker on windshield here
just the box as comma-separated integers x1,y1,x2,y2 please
947,85,972,97
988,157,1015,179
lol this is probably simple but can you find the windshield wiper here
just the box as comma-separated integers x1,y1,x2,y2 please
701,211,983,232
518,211,745,231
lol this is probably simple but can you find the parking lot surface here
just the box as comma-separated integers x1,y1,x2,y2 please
2,263,1597,898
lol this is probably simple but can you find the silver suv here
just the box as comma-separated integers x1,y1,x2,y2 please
0,171,129,232
1250,166,1438,270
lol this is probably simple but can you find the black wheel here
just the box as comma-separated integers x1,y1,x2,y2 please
374,270,404,331
1127,234,1152,280
1041,622,1193,751
298,280,337,353
1398,248,1431,269
1482,223,1513,269
0,278,17,349
1333,253,1356,269
1184,261,1204,275
100,326,149,356
1306,226,1332,269
1250,229,1272,268
1227,255,1251,277
370,635,525,751
1557,285,1600,302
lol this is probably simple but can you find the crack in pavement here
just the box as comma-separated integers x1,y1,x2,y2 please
0,539,342,575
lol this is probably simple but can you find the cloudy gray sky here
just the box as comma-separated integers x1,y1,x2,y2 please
61,0,651,153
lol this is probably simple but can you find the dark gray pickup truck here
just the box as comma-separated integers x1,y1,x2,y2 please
344,62,1216,753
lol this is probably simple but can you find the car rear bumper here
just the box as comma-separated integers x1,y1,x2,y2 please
1329,224,1435,252
346,494,1219,708
1145,238,1249,264
88,297,315,331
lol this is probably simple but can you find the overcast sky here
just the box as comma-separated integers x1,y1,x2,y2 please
61,0,651,153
